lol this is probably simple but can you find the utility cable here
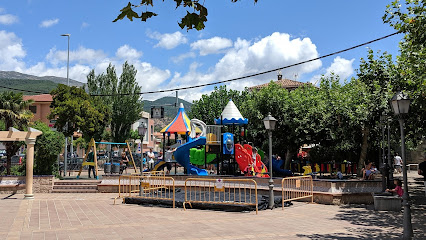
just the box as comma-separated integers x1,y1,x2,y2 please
0,31,400,96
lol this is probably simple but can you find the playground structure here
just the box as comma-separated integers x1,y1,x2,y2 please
77,138,138,179
151,100,271,177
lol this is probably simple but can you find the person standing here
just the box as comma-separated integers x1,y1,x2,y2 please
147,148,155,170
87,150,96,178
120,152,129,174
419,159,426,196
252,148,258,168
394,153,403,174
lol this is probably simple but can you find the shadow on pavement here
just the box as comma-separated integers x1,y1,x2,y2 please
297,175,426,240
1,193,18,200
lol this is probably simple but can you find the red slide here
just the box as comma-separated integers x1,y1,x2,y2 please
234,144,269,178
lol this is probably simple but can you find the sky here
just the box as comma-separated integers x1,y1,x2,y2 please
0,0,402,102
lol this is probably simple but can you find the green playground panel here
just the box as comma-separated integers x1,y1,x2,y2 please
189,146,217,165
258,149,264,160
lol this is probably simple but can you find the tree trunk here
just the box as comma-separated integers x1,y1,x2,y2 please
284,148,297,170
358,126,370,175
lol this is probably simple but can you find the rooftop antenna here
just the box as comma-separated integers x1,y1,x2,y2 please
294,73,299,81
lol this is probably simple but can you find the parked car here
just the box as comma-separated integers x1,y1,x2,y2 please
0,149,6,157
11,154,25,166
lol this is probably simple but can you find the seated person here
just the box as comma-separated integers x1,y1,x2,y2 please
362,162,375,180
386,179,403,197
243,163,255,176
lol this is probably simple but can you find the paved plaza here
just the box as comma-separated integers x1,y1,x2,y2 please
1,172,425,240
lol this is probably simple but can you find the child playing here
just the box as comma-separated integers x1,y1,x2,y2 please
386,179,403,197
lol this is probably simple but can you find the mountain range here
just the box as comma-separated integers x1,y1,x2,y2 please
0,71,84,95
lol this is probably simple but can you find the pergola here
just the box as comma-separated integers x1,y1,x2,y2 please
0,127,42,199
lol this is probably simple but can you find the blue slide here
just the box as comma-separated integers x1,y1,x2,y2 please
174,137,208,175
272,157,293,177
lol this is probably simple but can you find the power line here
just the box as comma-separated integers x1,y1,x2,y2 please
91,31,400,96
0,85,48,94
0,31,400,96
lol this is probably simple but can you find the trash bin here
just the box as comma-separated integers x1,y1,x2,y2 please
104,163,111,174
112,163,120,174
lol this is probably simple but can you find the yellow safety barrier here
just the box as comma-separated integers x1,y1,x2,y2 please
114,175,175,208
281,175,313,210
184,178,258,214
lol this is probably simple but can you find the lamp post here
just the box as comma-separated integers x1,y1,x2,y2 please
61,33,70,176
138,122,148,173
138,122,148,149
390,91,413,240
380,114,387,192
263,113,277,209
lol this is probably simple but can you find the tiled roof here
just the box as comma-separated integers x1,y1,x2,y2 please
23,94,53,102
248,78,309,90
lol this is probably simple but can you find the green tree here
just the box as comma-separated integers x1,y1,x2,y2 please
87,62,143,143
189,85,248,125
114,0,258,31
0,91,33,175
32,121,65,176
384,0,426,143
48,85,110,141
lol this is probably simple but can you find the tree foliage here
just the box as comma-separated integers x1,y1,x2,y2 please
87,62,143,143
189,85,248,124
32,121,65,176
114,0,258,31
0,91,33,175
48,85,110,141
383,0,426,143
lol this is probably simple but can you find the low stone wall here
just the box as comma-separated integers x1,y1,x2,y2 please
0,175,55,194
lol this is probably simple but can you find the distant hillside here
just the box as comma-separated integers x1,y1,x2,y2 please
0,71,84,89
143,96,193,118
0,79,60,95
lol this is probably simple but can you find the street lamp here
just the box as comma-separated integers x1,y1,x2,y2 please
61,33,70,176
263,113,277,209
390,91,413,240
138,122,148,145
379,114,387,192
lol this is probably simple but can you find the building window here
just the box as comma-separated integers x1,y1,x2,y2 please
29,106,37,113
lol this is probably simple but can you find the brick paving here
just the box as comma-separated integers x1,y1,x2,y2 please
1,172,425,240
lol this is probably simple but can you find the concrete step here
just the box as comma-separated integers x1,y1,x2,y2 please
53,185,98,190
54,180,101,185
51,189,98,193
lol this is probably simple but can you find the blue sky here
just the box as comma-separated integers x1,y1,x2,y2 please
0,0,402,101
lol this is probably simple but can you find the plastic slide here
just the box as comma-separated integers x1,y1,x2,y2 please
174,137,208,175
272,157,293,177
234,144,269,178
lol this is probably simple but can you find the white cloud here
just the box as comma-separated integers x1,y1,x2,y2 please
39,18,59,28
115,45,143,60
0,30,26,71
190,37,233,56
170,32,322,93
46,46,108,65
326,56,354,79
0,14,19,25
171,52,196,64
147,31,188,49
81,22,89,28
310,56,354,85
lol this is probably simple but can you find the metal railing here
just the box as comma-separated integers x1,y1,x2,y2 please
114,174,175,208
281,176,313,210
184,178,258,214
